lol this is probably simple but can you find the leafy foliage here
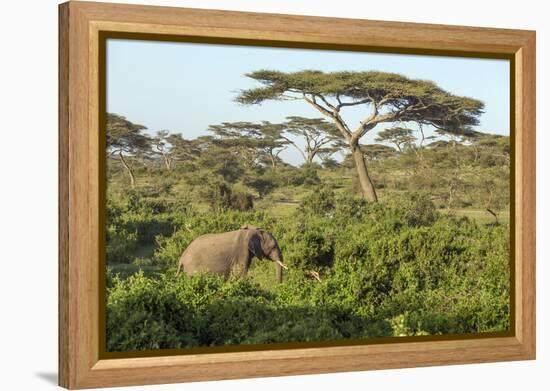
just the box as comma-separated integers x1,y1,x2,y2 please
375,127,416,152
283,116,345,164
237,70,484,128
107,196,510,351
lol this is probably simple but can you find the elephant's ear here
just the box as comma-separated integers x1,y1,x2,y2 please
247,231,263,259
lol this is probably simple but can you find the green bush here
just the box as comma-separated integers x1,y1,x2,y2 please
385,192,439,227
200,180,255,211
244,173,277,198
107,206,510,352
106,191,186,261
230,187,254,211
301,165,321,186
272,217,335,270
333,193,369,220
298,187,335,216
107,271,379,351
106,183,510,352
107,272,201,351
106,224,138,264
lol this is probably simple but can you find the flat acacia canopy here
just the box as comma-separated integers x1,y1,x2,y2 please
237,70,484,135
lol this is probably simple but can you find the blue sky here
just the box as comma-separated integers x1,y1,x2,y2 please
107,39,510,165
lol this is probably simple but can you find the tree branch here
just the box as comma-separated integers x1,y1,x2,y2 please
315,94,336,111
335,96,373,111
281,136,308,163
303,94,352,141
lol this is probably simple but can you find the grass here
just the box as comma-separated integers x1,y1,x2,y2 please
451,208,510,225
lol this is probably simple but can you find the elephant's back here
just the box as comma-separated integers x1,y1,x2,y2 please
188,231,236,247
180,230,240,263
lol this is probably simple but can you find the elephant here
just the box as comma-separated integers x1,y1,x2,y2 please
176,224,287,282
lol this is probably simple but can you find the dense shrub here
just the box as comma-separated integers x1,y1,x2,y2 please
298,187,335,216
230,187,255,211
332,194,369,220
384,192,439,227
272,217,335,270
107,272,201,351
244,173,277,198
301,165,321,186
108,205,510,351
200,180,255,211
107,272,373,351
106,191,186,255
106,224,138,264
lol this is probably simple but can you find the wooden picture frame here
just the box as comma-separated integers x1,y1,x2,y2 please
59,1,536,389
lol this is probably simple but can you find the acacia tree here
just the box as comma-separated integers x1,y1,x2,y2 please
165,133,202,168
236,70,484,201
282,116,345,164
375,127,416,152
208,121,288,168
257,122,290,167
361,144,397,161
152,130,174,170
151,130,201,171
106,113,151,188
471,133,510,166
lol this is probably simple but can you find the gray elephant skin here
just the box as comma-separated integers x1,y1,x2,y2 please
176,225,286,282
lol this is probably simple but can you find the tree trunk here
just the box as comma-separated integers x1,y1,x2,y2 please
447,183,455,210
118,151,135,188
307,150,315,165
163,154,172,171
269,152,277,168
351,143,378,202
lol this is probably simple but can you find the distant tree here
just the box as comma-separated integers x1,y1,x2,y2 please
106,113,151,187
427,128,480,209
375,127,416,152
166,133,202,167
360,144,398,161
282,116,345,164
208,121,288,168
471,133,510,166
475,168,509,224
237,70,484,201
426,140,453,149
244,174,277,198
434,127,480,148
461,133,509,221
200,179,254,211
257,122,290,167
317,153,341,169
196,142,246,183
151,130,174,170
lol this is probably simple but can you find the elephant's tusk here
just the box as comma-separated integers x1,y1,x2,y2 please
276,260,288,270
308,270,322,282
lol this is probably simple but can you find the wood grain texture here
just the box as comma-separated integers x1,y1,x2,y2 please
514,34,536,354
58,1,536,388
58,3,70,387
